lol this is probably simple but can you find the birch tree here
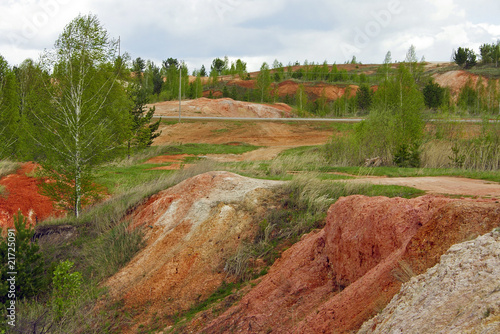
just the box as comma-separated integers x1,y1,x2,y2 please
33,14,131,217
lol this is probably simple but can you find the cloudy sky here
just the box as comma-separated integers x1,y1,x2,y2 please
1,0,499,72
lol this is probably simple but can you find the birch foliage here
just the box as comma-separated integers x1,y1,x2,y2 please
34,14,131,217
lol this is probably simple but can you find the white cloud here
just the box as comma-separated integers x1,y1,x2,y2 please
0,0,499,70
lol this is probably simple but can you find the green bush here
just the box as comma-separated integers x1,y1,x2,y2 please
51,260,82,319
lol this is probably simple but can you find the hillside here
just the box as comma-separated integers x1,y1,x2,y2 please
97,175,500,333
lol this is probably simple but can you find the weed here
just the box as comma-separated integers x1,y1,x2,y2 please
391,260,416,283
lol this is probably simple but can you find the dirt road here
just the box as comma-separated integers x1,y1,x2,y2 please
153,121,500,198
344,176,500,198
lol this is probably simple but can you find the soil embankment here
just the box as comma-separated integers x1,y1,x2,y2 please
150,98,293,118
199,194,500,333
103,171,284,333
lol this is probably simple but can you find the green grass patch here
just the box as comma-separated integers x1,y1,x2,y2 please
170,281,240,328
469,65,500,79
319,166,500,182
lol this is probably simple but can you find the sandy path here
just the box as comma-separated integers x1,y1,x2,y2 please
344,176,500,198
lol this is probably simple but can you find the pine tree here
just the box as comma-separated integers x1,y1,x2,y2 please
0,213,47,305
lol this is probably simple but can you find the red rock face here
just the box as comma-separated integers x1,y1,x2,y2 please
202,195,500,334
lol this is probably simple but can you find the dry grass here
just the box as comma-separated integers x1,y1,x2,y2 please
391,260,416,283
0,160,19,196
0,160,19,178
420,140,453,168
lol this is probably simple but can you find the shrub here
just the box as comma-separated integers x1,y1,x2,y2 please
51,260,82,319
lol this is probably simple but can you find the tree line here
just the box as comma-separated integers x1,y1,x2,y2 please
453,40,500,68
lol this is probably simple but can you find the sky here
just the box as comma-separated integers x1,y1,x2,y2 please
1,0,499,72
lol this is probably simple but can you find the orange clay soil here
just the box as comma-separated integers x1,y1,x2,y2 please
197,195,500,334
102,171,283,333
0,163,61,230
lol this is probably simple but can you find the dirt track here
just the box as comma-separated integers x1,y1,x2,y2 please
154,120,334,148
345,176,500,198
153,120,500,198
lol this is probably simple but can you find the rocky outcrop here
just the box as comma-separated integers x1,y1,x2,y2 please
202,195,500,333
103,171,283,332
358,228,500,334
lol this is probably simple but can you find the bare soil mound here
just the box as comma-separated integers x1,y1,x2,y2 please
359,228,500,333
150,98,292,118
0,163,60,229
153,121,334,152
103,171,284,333
433,70,484,95
201,195,500,333
276,80,359,100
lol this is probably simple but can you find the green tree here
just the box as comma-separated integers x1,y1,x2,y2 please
211,57,227,76
0,213,47,305
32,14,131,217
132,57,145,77
361,63,425,166
0,55,20,158
256,62,272,102
454,47,477,69
14,59,53,161
234,59,247,79
356,84,373,112
144,61,163,96
127,83,161,157
295,84,308,116
423,80,445,109
199,65,207,77
272,59,284,82
458,78,478,113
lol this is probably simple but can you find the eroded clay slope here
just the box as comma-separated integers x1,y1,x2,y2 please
202,195,500,334
359,228,500,334
103,171,283,332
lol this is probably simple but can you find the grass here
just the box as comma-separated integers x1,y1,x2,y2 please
0,160,19,178
168,281,241,330
224,173,424,282
318,166,500,183
0,160,20,196
96,143,259,193
469,64,500,79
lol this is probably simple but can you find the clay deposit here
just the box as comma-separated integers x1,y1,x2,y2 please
150,98,293,118
0,163,61,229
359,228,500,334
103,171,284,333
200,195,500,333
